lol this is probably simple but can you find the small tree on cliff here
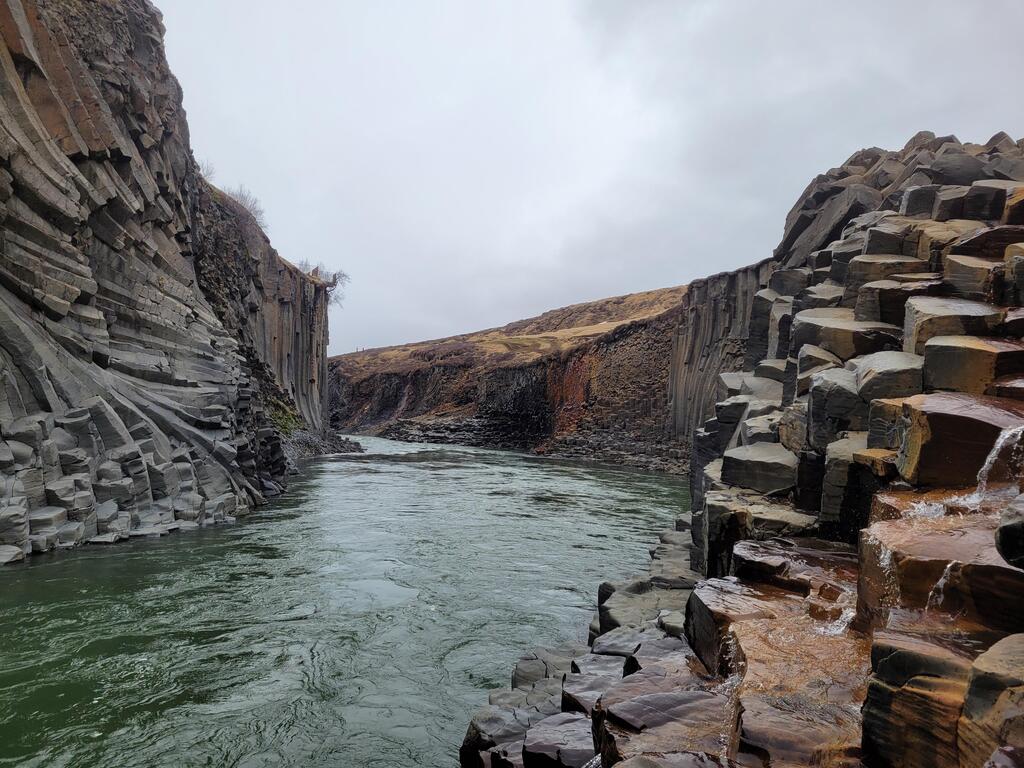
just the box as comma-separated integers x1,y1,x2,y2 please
224,184,268,230
296,259,350,308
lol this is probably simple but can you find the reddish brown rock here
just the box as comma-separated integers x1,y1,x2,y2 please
958,634,1024,768
862,629,974,768
924,336,1024,394
903,296,1004,354
858,512,1024,633
895,393,1024,486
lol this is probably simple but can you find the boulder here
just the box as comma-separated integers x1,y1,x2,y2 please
927,154,988,185
571,654,626,677
932,186,971,221
861,630,973,768
461,706,545,768
855,278,945,326
843,254,930,305
900,184,942,217
867,397,907,449
895,392,1024,485
754,359,787,383
958,634,1024,768
924,336,1024,395
561,673,619,715
739,412,780,444
591,651,732,764
853,351,924,402
793,282,844,314
720,443,797,496
965,180,1024,221
944,254,1005,302
903,296,1003,354
512,647,586,689
820,433,874,535
807,368,867,450
521,712,595,768
791,308,901,361
768,268,811,296
784,184,883,268
777,401,809,453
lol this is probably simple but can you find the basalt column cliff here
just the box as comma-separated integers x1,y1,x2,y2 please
461,132,1024,768
0,0,332,564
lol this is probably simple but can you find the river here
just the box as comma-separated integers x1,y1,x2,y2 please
0,436,689,768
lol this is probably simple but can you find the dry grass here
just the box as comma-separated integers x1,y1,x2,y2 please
333,284,687,380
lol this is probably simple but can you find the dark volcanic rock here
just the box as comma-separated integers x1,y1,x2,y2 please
521,712,595,768
0,0,335,560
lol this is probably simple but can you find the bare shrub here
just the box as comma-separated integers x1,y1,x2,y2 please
224,184,267,230
295,259,350,308
197,157,216,181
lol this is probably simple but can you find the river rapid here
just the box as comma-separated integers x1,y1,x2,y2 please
0,437,688,768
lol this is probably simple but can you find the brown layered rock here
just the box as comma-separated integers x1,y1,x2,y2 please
958,634,1024,768
331,286,687,471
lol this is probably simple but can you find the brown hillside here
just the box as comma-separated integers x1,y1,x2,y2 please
332,285,688,380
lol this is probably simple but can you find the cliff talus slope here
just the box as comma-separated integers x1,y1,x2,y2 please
0,0,331,564
331,286,687,470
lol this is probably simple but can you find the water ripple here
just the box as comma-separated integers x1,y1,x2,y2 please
0,436,687,768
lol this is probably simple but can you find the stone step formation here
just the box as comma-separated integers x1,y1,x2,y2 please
462,132,1024,768
0,1,332,565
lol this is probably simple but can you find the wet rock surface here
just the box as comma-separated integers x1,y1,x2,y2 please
464,132,1024,767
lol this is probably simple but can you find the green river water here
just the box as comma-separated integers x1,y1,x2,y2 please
0,436,688,767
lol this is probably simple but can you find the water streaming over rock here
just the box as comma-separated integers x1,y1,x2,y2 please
925,561,960,612
963,424,1024,509
0,437,688,768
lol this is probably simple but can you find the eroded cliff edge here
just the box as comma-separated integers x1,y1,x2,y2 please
0,0,333,563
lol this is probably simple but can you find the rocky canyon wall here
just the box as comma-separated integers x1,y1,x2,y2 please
0,0,331,564
331,287,687,471
462,131,1024,768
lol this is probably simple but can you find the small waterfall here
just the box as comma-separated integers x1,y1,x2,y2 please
964,424,1024,509
817,606,856,636
925,561,959,612
581,757,602,768
868,531,901,606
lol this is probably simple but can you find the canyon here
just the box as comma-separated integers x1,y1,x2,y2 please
0,1,1022,767
0,0,341,564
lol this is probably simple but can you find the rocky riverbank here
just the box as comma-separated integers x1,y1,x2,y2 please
460,131,1024,767
0,0,345,564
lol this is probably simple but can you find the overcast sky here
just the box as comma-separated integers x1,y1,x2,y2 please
159,1,1024,355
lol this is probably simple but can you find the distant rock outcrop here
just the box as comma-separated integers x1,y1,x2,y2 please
330,286,688,471
0,0,334,564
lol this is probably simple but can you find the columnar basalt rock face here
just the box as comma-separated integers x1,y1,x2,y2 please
0,0,331,564
462,132,1024,767
330,286,688,471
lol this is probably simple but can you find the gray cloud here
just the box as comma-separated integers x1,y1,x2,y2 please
158,0,1024,354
